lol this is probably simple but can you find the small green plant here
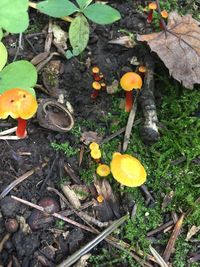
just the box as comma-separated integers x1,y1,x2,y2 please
36,0,121,57
51,141,77,157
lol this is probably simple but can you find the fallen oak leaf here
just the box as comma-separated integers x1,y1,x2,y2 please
137,12,200,89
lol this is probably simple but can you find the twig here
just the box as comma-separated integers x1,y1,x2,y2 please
13,33,23,62
11,195,97,234
122,94,138,152
0,164,47,199
0,136,21,140
36,52,60,72
0,234,10,253
0,127,17,136
100,127,125,145
163,213,185,262
140,185,154,206
147,220,174,237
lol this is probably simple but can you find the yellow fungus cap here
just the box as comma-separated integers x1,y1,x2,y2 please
92,81,101,90
89,142,99,151
0,88,38,120
148,2,157,10
120,72,143,92
97,195,104,203
138,66,147,73
96,164,110,177
92,67,100,74
90,148,101,160
110,153,147,187
161,10,168,19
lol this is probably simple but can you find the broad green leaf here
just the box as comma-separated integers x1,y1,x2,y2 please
69,14,89,56
0,28,3,41
0,42,7,71
37,0,79,18
0,0,29,33
0,61,37,96
83,3,121,25
76,0,93,9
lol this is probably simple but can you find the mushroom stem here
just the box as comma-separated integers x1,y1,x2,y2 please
147,10,153,23
91,90,99,99
125,91,133,112
16,118,27,138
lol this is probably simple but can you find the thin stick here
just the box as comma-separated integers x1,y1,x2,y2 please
0,136,21,140
147,220,174,237
163,213,185,261
0,164,47,199
0,234,10,253
11,195,97,234
0,127,17,136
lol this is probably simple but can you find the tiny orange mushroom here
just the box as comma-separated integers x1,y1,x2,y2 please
161,10,168,19
0,88,38,138
147,2,157,23
110,153,147,187
120,72,142,112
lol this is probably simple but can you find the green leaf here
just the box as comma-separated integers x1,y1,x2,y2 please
83,3,121,25
0,61,37,96
0,0,29,33
69,14,89,56
76,0,93,9
65,50,74,59
0,42,7,71
37,0,79,18
0,29,3,41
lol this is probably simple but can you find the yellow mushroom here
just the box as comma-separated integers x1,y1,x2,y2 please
90,148,101,160
96,164,110,177
110,153,147,187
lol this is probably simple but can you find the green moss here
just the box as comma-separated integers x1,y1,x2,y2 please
51,141,77,157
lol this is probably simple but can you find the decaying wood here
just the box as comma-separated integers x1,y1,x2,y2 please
163,213,185,262
64,163,81,184
139,54,160,143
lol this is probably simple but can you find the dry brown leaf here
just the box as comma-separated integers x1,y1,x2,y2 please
186,225,200,241
137,12,200,89
80,131,102,145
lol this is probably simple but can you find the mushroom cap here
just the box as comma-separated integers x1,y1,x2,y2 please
120,72,143,91
92,67,100,74
138,66,147,73
96,164,110,177
90,148,101,160
89,142,99,151
0,88,38,120
148,2,157,10
97,195,104,203
110,153,147,187
161,10,168,18
92,81,101,90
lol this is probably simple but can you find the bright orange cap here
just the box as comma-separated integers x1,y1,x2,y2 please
110,153,147,187
149,2,157,10
90,148,101,160
92,81,101,90
138,66,147,73
161,10,168,19
92,67,100,74
96,164,110,177
0,88,38,120
97,195,104,203
120,72,143,92
89,142,99,151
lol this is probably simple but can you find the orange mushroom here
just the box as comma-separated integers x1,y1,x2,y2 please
0,88,38,138
110,152,147,187
160,10,168,29
91,81,101,99
92,66,100,81
147,2,157,23
90,148,101,160
120,72,142,112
